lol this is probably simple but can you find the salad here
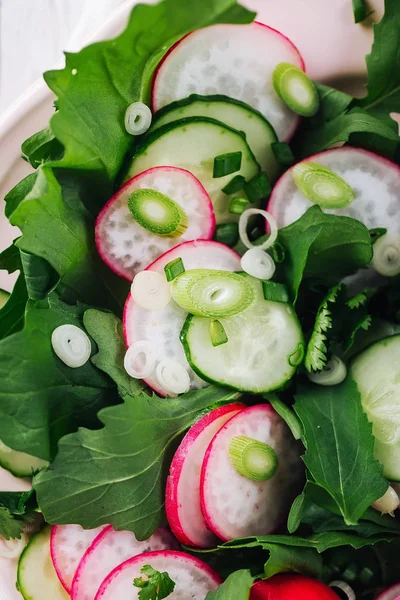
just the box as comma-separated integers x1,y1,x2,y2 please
1,0,400,598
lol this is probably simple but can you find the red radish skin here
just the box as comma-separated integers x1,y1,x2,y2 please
152,22,305,141
267,147,400,232
95,550,222,600
201,404,303,541
250,574,340,600
123,240,241,396
377,584,400,600
95,167,215,281
71,526,177,600
166,403,245,548
50,524,107,593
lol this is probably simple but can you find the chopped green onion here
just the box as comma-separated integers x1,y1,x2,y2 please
128,189,188,238
308,356,347,386
239,209,278,251
371,232,400,277
262,281,289,303
271,142,295,167
51,325,91,369
359,567,375,585
213,152,242,178
222,175,246,195
210,320,228,347
293,162,355,208
244,172,271,203
287,342,305,367
164,257,185,282
125,102,152,135
352,0,372,23
369,227,387,243
269,242,285,264
229,196,248,215
329,581,356,600
273,62,320,117
171,269,255,318
241,248,275,280
214,223,239,248
341,565,358,582
229,436,278,481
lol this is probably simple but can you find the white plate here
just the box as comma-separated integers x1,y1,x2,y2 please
0,0,383,597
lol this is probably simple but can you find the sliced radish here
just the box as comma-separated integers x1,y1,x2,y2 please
152,22,305,141
95,550,222,600
200,404,303,541
268,147,400,231
123,240,241,396
50,525,107,593
71,526,177,600
166,403,244,548
250,574,341,600
95,167,215,281
377,584,400,600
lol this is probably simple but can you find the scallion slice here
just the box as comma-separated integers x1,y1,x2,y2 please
171,269,255,318
308,356,347,386
124,341,156,379
210,320,228,347
262,281,289,303
229,436,278,481
214,223,239,248
213,152,242,178
244,172,271,203
164,257,185,282
125,102,152,135
370,232,400,277
128,189,188,238
222,175,246,195
271,141,295,167
241,248,275,280
239,208,278,251
273,62,320,117
51,325,91,369
229,196,248,215
293,162,355,208
131,271,171,310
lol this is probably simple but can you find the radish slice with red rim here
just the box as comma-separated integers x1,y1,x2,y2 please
95,550,222,600
71,526,177,600
123,240,241,396
267,147,400,232
152,22,305,141
95,167,215,281
166,403,244,548
200,404,303,541
50,525,107,593
377,583,400,600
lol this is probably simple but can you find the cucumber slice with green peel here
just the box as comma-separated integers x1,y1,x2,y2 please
151,94,279,180
0,439,48,478
351,335,400,481
18,526,69,600
181,275,303,393
126,117,260,224
0,289,10,309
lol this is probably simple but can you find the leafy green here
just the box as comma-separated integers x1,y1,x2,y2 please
305,285,341,372
0,294,119,460
263,543,322,579
277,207,373,301
287,491,307,534
0,490,37,540
265,395,303,440
294,378,388,525
313,83,353,122
133,565,175,600
34,386,238,539
20,250,58,301
352,0,373,23
0,243,21,274
0,508,26,540
83,309,144,399
0,243,27,340
205,570,254,600
21,128,63,169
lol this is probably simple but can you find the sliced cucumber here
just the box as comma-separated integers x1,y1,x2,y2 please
151,95,279,180
181,275,303,393
0,439,48,478
17,526,69,600
127,117,260,224
351,335,400,481
0,289,10,309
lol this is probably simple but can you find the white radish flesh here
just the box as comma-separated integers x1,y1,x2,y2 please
201,404,303,541
50,525,106,593
71,526,177,600
152,23,305,141
95,167,215,281
166,403,244,548
268,147,400,232
95,550,222,600
123,240,241,396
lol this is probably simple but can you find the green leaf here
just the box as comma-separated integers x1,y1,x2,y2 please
83,309,144,399
20,250,58,301
0,294,119,460
21,128,63,169
133,565,175,600
305,285,342,372
0,491,37,540
205,570,254,600
294,378,388,525
0,243,22,274
0,490,36,516
287,491,307,534
352,0,372,23
277,206,373,301
313,83,353,122
34,386,238,540
0,275,27,340
0,507,25,540
265,395,303,440
263,543,322,579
